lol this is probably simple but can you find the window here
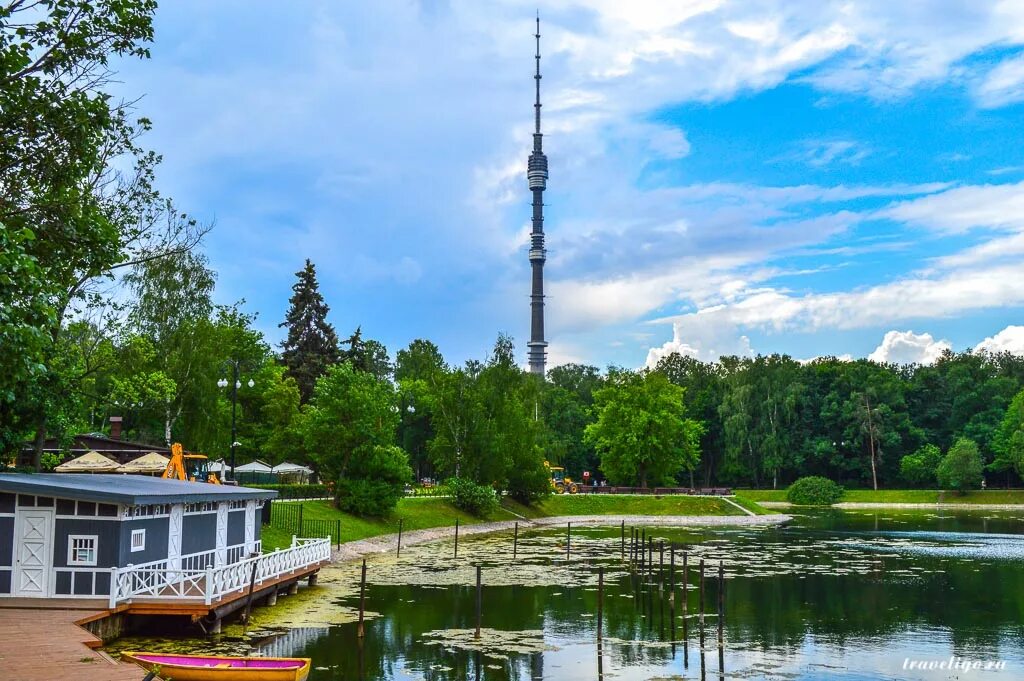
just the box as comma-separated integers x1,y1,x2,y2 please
68,535,98,566
130,528,146,552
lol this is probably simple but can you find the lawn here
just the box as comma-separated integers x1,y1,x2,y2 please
532,493,744,517
261,493,757,549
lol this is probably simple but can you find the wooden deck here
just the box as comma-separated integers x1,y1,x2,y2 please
0,606,144,681
0,559,326,680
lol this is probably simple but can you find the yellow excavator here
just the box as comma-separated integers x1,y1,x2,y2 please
162,442,221,484
545,460,578,494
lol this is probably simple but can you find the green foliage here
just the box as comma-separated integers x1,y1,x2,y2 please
991,389,1024,482
937,438,984,494
444,477,499,516
250,483,330,499
335,445,412,516
899,444,942,486
585,370,703,487
786,476,844,505
280,260,340,403
304,362,399,480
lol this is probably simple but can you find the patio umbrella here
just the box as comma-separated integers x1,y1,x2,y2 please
117,452,170,475
55,450,120,473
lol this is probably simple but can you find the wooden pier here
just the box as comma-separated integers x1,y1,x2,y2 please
0,556,326,680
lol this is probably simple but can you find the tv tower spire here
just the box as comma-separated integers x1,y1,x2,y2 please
526,14,549,376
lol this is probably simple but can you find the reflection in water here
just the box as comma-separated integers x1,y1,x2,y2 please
106,509,1024,680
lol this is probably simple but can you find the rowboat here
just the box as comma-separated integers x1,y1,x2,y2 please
121,652,311,681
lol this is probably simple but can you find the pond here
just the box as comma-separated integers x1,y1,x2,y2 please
108,509,1024,680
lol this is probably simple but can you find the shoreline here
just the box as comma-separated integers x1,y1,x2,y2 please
758,501,1024,511
330,512,792,562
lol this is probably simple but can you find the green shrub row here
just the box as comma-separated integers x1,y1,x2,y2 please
249,483,330,499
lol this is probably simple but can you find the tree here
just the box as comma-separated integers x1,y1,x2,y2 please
655,353,724,486
585,370,702,488
395,339,445,481
991,389,1024,485
124,250,217,445
899,444,942,487
542,364,602,479
2,0,207,467
937,438,983,494
280,260,340,402
303,362,408,515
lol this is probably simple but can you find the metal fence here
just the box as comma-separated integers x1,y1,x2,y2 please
264,501,341,543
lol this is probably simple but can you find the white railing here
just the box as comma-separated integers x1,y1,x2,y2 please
108,537,330,608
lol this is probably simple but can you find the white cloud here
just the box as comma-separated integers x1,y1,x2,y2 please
868,330,951,365
799,139,872,167
976,54,1024,108
974,325,1024,355
880,181,1024,234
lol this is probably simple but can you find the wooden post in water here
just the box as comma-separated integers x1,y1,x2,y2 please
566,521,571,560
717,560,724,648
640,529,646,572
698,558,705,647
648,536,654,584
357,558,367,638
513,521,519,560
683,551,689,618
241,554,260,626
475,565,482,639
597,565,604,640
620,520,625,561
669,544,676,603
454,518,459,559
659,540,665,592
396,518,403,557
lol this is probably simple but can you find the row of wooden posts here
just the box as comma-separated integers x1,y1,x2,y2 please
356,518,726,650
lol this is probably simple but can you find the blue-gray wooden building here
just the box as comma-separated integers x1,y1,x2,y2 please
0,474,276,599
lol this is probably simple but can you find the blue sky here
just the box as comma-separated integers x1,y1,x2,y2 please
114,1,1024,369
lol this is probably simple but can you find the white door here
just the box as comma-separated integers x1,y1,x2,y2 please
14,509,53,597
167,504,183,573
215,503,228,567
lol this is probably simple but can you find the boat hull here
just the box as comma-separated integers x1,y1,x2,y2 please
121,652,311,681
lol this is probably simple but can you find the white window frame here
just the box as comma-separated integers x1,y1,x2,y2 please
130,528,146,552
68,534,98,566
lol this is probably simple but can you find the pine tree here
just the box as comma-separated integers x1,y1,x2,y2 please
279,260,340,402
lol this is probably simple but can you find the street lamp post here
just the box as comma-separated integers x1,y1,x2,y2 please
218,360,254,481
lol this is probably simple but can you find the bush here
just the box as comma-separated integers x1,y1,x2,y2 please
937,438,983,495
899,444,942,486
335,445,412,516
505,447,551,505
250,483,330,499
786,476,844,505
445,477,499,516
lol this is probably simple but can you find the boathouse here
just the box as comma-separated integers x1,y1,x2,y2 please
0,473,275,599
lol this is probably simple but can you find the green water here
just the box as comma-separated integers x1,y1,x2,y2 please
109,509,1024,680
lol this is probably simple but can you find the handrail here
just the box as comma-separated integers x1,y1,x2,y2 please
109,538,330,608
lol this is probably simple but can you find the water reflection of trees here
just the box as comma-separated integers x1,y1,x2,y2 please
287,524,1024,679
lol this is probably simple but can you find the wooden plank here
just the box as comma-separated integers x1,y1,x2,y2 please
0,608,144,680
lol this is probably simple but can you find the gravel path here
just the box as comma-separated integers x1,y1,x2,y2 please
331,513,791,562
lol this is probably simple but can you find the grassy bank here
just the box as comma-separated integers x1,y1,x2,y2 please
736,488,1024,505
262,493,759,550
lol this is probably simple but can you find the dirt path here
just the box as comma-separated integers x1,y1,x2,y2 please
331,513,790,562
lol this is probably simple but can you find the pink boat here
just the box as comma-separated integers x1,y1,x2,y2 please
121,651,311,681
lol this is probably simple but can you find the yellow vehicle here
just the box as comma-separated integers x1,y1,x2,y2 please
545,461,578,494
162,442,222,484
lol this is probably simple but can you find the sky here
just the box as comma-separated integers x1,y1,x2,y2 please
113,0,1024,370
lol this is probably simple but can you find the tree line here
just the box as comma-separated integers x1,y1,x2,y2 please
4,2,1024,518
